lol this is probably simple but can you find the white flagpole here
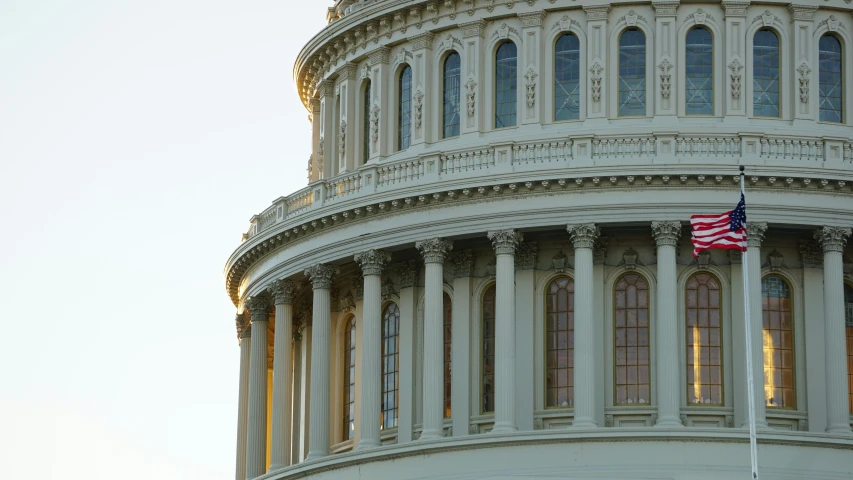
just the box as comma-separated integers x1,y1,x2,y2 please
740,166,760,480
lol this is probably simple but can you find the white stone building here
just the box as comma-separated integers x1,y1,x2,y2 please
225,1,853,478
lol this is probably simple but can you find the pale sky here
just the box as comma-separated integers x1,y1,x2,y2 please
0,2,327,478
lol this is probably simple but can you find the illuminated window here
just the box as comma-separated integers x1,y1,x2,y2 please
686,27,713,115
819,34,843,123
398,66,412,151
495,42,517,128
614,273,650,405
686,273,723,405
619,29,646,117
443,53,461,138
761,275,795,409
482,284,496,413
546,276,575,408
753,30,780,118
362,80,371,164
381,303,400,429
443,292,453,418
554,33,580,121
343,316,356,439
844,283,853,413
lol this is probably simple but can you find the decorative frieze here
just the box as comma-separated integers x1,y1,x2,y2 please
518,11,546,28
788,4,818,22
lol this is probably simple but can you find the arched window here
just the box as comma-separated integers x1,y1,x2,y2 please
495,42,517,128
686,27,713,115
619,29,647,117
844,283,853,413
753,30,780,118
398,66,412,151
362,80,371,164
546,276,575,408
554,33,581,121
761,275,795,409
343,316,356,439
686,273,723,405
614,273,650,405
443,292,453,418
381,303,400,429
443,53,461,138
482,284,496,413
819,34,843,123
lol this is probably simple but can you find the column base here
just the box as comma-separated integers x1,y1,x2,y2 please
654,416,684,428
491,422,518,434
419,429,445,441
354,439,381,450
825,424,853,435
571,418,597,429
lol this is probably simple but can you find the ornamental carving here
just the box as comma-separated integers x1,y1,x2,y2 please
593,237,609,264
515,241,538,269
395,259,420,288
797,63,811,104
414,87,425,129
815,226,851,253
619,247,644,270
338,119,347,163
445,0,457,19
589,62,604,102
235,313,250,339
370,104,380,144
686,9,711,25
552,15,580,33
692,250,714,270
745,222,768,248
567,223,600,249
753,10,780,28
271,279,298,305
728,58,743,100
488,229,524,255
416,237,454,264
304,263,338,289
350,277,365,300
551,250,570,272
340,289,356,309
817,15,841,33
618,10,646,27
438,33,462,53
465,76,477,116
246,296,271,322
381,277,397,298
524,66,538,108
799,240,823,267
354,249,392,276
652,221,682,247
448,250,475,277
493,23,518,40
658,58,673,99
763,249,786,271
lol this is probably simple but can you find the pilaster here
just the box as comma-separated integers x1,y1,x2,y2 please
318,80,336,178
802,255,827,432
309,98,322,182
721,1,750,117
409,33,434,147
789,4,818,122
335,63,358,173
518,11,546,125
368,47,391,161
460,20,486,135
652,1,679,116
584,5,611,122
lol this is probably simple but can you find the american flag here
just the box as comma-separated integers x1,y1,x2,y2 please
690,193,748,257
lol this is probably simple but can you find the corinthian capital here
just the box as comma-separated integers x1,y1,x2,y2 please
235,313,250,339
354,249,391,276
815,226,852,253
304,263,338,289
271,279,298,305
487,229,523,255
651,221,682,247
246,296,270,322
745,222,768,248
416,238,453,264
567,223,600,249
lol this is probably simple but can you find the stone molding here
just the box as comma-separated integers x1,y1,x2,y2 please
567,223,600,249
488,229,523,255
271,279,298,305
815,226,852,253
305,263,339,289
651,221,682,247
354,249,392,276
416,237,453,264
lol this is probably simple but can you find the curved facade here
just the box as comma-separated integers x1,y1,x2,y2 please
227,1,853,479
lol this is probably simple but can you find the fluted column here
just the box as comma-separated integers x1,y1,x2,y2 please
269,280,298,470
354,249,392,449
290,330,303,464
235,315,251,480
245,297,271,479
745,222,768,427
304,264,338,460
816,226,853,434
567,224,599,428
416,238,454,440
651,221,684,427
487,229,523,433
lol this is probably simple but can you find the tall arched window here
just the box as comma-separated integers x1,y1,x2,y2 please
554,33,581,121
343,316,356,439
619,29,647,117
482,284,496,413
761,275,795,409
686,273,723,405
495,42,517,128
614,273,650,405
686,27,713,115
362,80,371,164
443,53,461,138
546,276,575,408
844,283,853,413
398,66,412,151
819,34,843,123
381,303,400,429
753,29,780,118
443,292,453,418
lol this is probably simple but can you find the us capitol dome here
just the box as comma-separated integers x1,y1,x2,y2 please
225,1,853,479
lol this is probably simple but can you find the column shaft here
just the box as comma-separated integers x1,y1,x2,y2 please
493,251,517,432
291,333,303,464
573,246,596,427
745,223,768,427
655,242,682,426
270,297,294,469
235,329,251,480
358,273,382,448
307,287,331,459
421,261,445,439
246,298,270,479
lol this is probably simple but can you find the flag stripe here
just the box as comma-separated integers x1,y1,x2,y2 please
690,194,748,257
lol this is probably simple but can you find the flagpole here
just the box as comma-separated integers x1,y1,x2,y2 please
740,166,760,480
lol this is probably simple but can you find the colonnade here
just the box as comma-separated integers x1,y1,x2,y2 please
234,224,851,480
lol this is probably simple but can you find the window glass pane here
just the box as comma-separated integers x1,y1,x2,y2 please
761,275,795,408
845,284,853,413
753,30,780,117
686,273,723,405
554,34,580,121
443,53,461,138
482,285,496,413
343,317,356,439
686,27,713,115
614,273,650,405
546,277,575,407
362,80,371,164
819,35,843,123
381,303,400,428
495,42,517,128
398,66,412,151
619,29,646,116
443,293,453,418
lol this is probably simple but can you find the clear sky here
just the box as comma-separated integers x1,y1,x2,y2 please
0,2,327,478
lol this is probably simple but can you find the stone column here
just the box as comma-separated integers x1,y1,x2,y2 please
487,230,523,433
416,238,454,440
269,280,298,470
353,250,392,449
235,315,251,480
651,221,684,427
245,297,271,479
815,227,853,434
567,224,599,428
745,222,768,427
304,264,338,460
290,330,303,464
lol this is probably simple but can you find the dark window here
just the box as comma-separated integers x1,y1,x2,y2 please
398,66,412,151
495,42,517,128
443,53,461,138
619,29,647,116
686,27,714,115
554,34,581,121
819,34,843,123
753,30,780,117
